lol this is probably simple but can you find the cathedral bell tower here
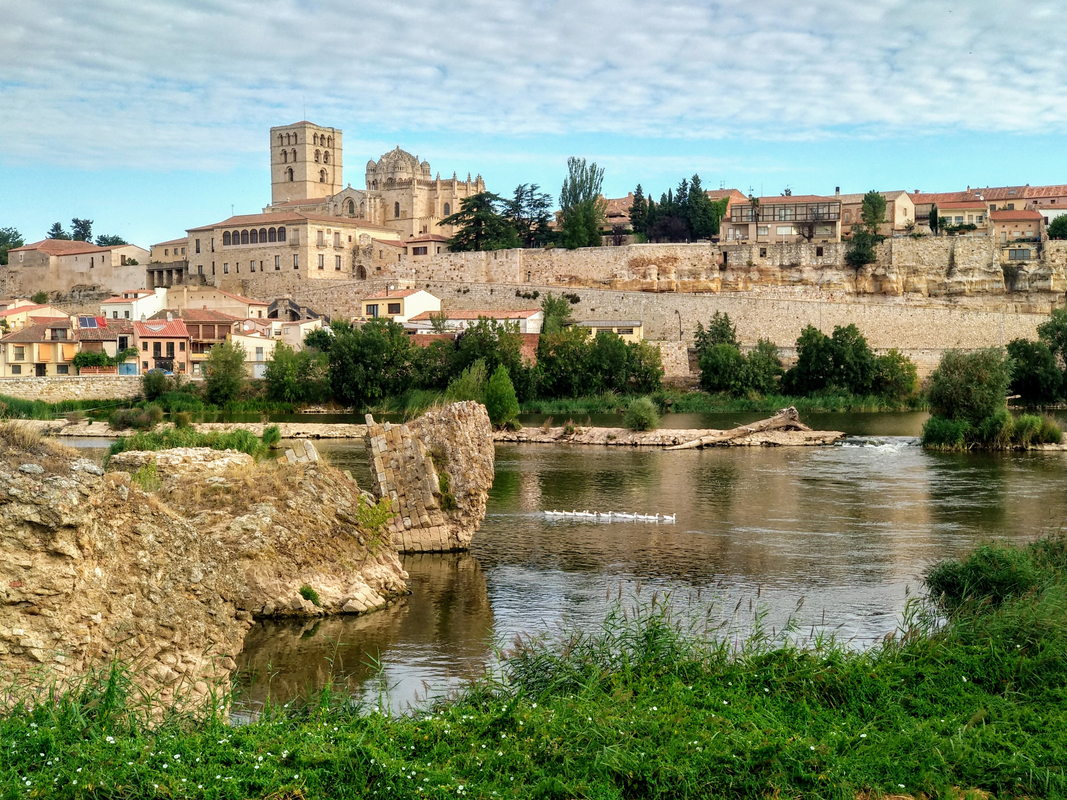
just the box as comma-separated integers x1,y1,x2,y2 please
270,122,343,205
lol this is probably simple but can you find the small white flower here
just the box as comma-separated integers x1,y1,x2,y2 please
810,746,815,750
860,733,867,739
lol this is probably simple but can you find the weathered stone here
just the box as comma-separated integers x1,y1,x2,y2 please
18,463,44,474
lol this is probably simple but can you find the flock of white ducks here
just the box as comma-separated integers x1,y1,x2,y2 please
544,510,676,523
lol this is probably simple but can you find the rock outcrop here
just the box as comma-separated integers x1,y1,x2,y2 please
365,401,495,553
0,427,407,706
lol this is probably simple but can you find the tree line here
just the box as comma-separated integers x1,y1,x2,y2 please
627,175,730,243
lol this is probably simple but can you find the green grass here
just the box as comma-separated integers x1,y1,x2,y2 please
0,393,127,420
106,426,271,463
2,534,1067,798
922,411,1063,451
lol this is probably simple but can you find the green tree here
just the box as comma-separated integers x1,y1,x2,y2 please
204,340,247,406
875,349,919,401
329,319,416,407
72,351,112,372
95,234,128,246
929,204,940,236
693,311,739,355
263,342,301,402
859,191,887,235
506,184,554,248
0,227,24,265
625,340,664,393
439,192,519,251
628,185,649,237
699,343,747,393
558,157,606,249
484,364,520,428
71,218,93,242
829,323,877,395
685,174,724,240
588,331,630,393
1048,215,1067,240
1006,338,1061,405
743,339,785,395
31,290,48,305
782,325,834,395
846,190,888,269
540,292,574,334
927,349,1012,425
46,222,70,240
535,326,593,398
1037,308,1067,361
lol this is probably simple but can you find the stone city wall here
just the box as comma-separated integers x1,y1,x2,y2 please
0,375,142,402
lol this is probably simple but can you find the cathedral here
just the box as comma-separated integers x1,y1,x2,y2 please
264,121,486,240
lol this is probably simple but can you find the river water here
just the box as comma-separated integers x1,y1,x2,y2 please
230,410,1067,713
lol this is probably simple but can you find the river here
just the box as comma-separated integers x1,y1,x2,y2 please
229,410,1067,714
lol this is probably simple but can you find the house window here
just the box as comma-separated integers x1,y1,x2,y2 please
112,311,118,318
250,261,255,272
142,361,148,369
757,226,769,236
287,167,294,182
153,342,162,357
294,254,299,269
333,232,340,246
413,246,428,255
776,226,792,235
366,304,379,318
759,247,767,258
317,230,324,246
977,215,985,224
318,254,325,270
275,255,280,270
395,202,401,218
443,203,450,216
278,227,286,242
255,347,264,360
335,255,342,270
816,246,825,257
142,341,148,351
1007,203,1015,211
124,311,130,319
387,302,401,315
250,229,259,244
990,205,996,213
616,328,634,335
1009,248,1032,260
13,346,24,361
10,365,20,375
224,263,229,273
180,341,185,352
56,364,69,375
844,211,851,223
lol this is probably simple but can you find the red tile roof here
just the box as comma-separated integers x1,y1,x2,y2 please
935,200,989,210
133,319,189,338
9,239,110,256
1,322,72,343
152,237,188,248
405,234,449,243
362,289,423,299
990,209,1044,221
189,210,398,233
408,309,540,322
0,303,47,317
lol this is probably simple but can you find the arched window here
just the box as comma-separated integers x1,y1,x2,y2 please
844,211,852,223
291,149,296,162
286,133,291,145
278,134,284,145
241,230,249,245
314,149,321,163
313,133,318,145
395,202,401,218
443,202,451,216
232,229,240,243
259,228,267,242
360,201,365,216
250,229,259,244
282,150,288,163
320,169,327,183
278,227,286,242
223,231,231,246
268,227,277,242
287,167,294,182
347,200,355,215
323,151,329,164
372,180,378,189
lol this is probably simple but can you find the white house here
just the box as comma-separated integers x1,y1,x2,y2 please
406,308,543,334
358,289,440,324
100,288,168,322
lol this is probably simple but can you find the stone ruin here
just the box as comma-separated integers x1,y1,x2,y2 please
365,401,495,553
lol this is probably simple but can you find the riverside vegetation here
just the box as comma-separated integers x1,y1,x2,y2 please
1,533,1066,798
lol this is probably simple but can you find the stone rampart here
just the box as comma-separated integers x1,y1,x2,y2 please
364,402,495,553
0,375,142,402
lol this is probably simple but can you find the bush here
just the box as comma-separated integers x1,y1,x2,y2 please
743,339,784,395
445,359,487,404
699,344,746,394
623,396,659,431
108,404,164,431
874,349,919,401
142,370,171,402
927,348,1012,425
920,415,972,450
261,424,282,449
107,426,267,462
484,364,520,428
1006,338,1061,405
173,411,192,429
299,585,322,607
204,340,247,407
927,542,1045,610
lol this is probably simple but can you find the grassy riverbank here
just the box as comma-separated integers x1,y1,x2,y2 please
2,534,1065,798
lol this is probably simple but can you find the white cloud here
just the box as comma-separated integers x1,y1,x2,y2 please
1,0,1066,170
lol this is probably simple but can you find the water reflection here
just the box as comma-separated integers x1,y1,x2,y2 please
239,431,1067,711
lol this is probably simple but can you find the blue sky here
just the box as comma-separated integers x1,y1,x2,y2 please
2,0,1066,248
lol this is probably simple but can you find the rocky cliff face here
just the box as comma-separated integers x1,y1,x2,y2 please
0,429,408,706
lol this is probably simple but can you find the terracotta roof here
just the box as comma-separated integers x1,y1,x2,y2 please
28,315,70,325
912,192,976,205
152,237,188,248
101,290,155,304
408,309,540,322
990,209,1044,221
1024,185,1067,198
0,304,47,317
405,234,449,243
705,189,748,202
836,190,911,204
749,195,840,204
133,319,189,338
190,210,398,233
76,327,119,342
362,289,424,300
9,239,110,256
180,308,240,322
603,194,635,218
935,200,989,210
373,238,404,248
1,322,72,343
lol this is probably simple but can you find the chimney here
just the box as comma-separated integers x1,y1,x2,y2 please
835,187,840,196
166,312,173,322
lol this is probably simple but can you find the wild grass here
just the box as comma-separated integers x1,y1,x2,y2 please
106,426,271,463
3,535,1067,798
368,388,444,420
0,420,78,473
923,411,1063,451
0,393,124,420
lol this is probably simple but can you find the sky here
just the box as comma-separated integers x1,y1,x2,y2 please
2,0,1066,248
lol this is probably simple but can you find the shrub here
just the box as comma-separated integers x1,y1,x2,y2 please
874,349,919,400
108,404,164,431
927,542,1044,610
204,340,247,407
299,585,322,607
743,339,784,395
920,415,972,450
973,408,1015,448
623,396,659,431
484,364,520,428
444,359,487,404
781,325,834,395
173,411,192,429
699,344,745,394
261,424,282,449
1006,338,1061,405
142,370,171,402
927,348,1012,425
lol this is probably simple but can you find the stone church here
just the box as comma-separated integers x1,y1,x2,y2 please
264,121,486,240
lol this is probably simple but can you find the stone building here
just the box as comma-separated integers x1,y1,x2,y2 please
6,239,150,296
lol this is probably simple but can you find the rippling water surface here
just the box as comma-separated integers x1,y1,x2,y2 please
234,412,1067,712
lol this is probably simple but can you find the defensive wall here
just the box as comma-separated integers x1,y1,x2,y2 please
0,375,142,403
